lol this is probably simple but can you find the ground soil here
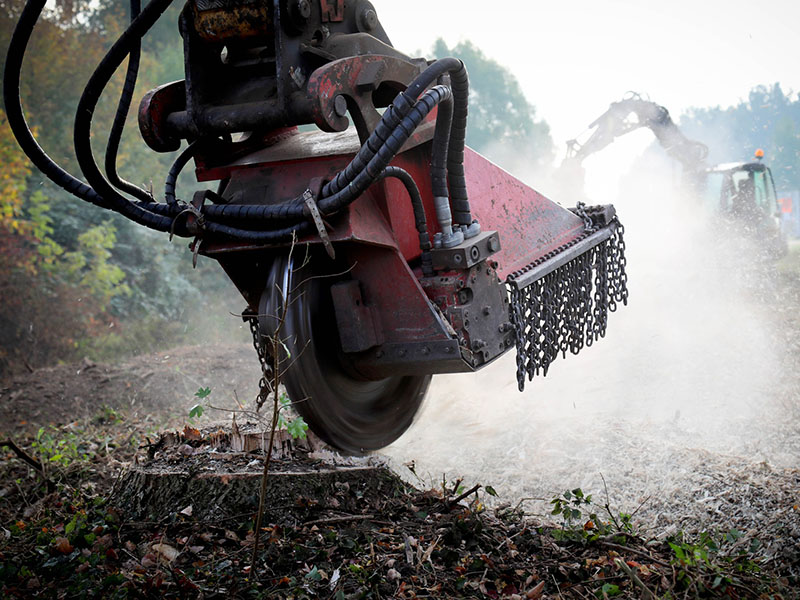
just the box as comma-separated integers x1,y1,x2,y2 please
1,245,799,598
0,343,261,435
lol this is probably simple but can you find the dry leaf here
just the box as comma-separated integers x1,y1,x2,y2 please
54,537,73,554
152,542,179,562
526,581,545,599
183,426,201,441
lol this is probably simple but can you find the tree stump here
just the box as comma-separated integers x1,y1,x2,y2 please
113,423,407,523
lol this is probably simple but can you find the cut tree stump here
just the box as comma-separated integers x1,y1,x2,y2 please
114,423,408,522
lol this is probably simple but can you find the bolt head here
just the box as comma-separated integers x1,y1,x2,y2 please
333,94,348,117
360,8,378,30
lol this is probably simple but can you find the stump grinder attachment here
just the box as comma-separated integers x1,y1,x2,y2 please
5,0,628,453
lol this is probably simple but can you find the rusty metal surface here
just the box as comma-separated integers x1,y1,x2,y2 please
319,0,344,22
420,260,514,369
194,126,435,180
191,1,272,42
462,147,586,280
306,54,426,138
138,81,185,152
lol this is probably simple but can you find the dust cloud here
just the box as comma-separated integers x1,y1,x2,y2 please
382,150,797,530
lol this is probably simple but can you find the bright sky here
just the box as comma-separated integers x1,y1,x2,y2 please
373,0,800,197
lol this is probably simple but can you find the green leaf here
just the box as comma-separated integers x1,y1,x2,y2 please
287,417,308,440
65,516,78,536
276,413,288,430
194,387,211,399
485,485,497,497
188,404,205,419
305,565,322,581
600,583,620,597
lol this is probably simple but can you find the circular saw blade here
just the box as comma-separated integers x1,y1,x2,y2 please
259,254,430,455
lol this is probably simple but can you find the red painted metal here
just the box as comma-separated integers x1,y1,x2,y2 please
197,128,588,359
199,132,586,270
138,80,185,152
319,0,344,22
462,148,585,280
307,55,425,135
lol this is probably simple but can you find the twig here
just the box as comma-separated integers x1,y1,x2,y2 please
1,439,52,490
551,574,564,599
513,496,547,512
303,514,375,527
445,484,481,510
599,540,672,568
614,557,657,599
250,239,296,577
600,472,622,531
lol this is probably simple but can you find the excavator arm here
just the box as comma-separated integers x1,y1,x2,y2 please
564,93,708,173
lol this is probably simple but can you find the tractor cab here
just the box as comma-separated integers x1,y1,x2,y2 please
703,156,786,257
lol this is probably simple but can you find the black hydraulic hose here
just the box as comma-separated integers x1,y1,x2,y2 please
165,140,200,207
204,165,429,245
377,166,434,277
104,0,153,203
318,85,452,215
201,85,452,223
73,0,177,233
323,57,466,199
377,165,434,277
430,94,452,200
445,65,472,226
378,166,430,248
5,0,468,243
3,0,112,211
203,219,312,242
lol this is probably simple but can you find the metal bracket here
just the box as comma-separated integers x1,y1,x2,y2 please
429,230,501,271
303,189,335,259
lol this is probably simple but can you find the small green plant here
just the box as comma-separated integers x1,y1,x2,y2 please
276,393,309,440
550,488,593,528
32,426,93,468
91,404,122,425
188,387,211,420
666,529,762,594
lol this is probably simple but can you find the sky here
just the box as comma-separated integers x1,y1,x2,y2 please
373,0,800,198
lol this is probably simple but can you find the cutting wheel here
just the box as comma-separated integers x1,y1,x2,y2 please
258,254,431,455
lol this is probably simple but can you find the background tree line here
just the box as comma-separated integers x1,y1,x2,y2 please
680,83,800,193
0,0,234,375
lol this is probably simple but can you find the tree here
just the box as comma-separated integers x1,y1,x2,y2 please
432,39,554,172
0,0,236,374
680,84,800,191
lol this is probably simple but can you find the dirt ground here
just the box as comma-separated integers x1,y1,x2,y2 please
0,343,262,435
1,236,799,597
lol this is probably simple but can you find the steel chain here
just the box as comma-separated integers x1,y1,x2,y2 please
246,314,274,411
507,207,629,391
